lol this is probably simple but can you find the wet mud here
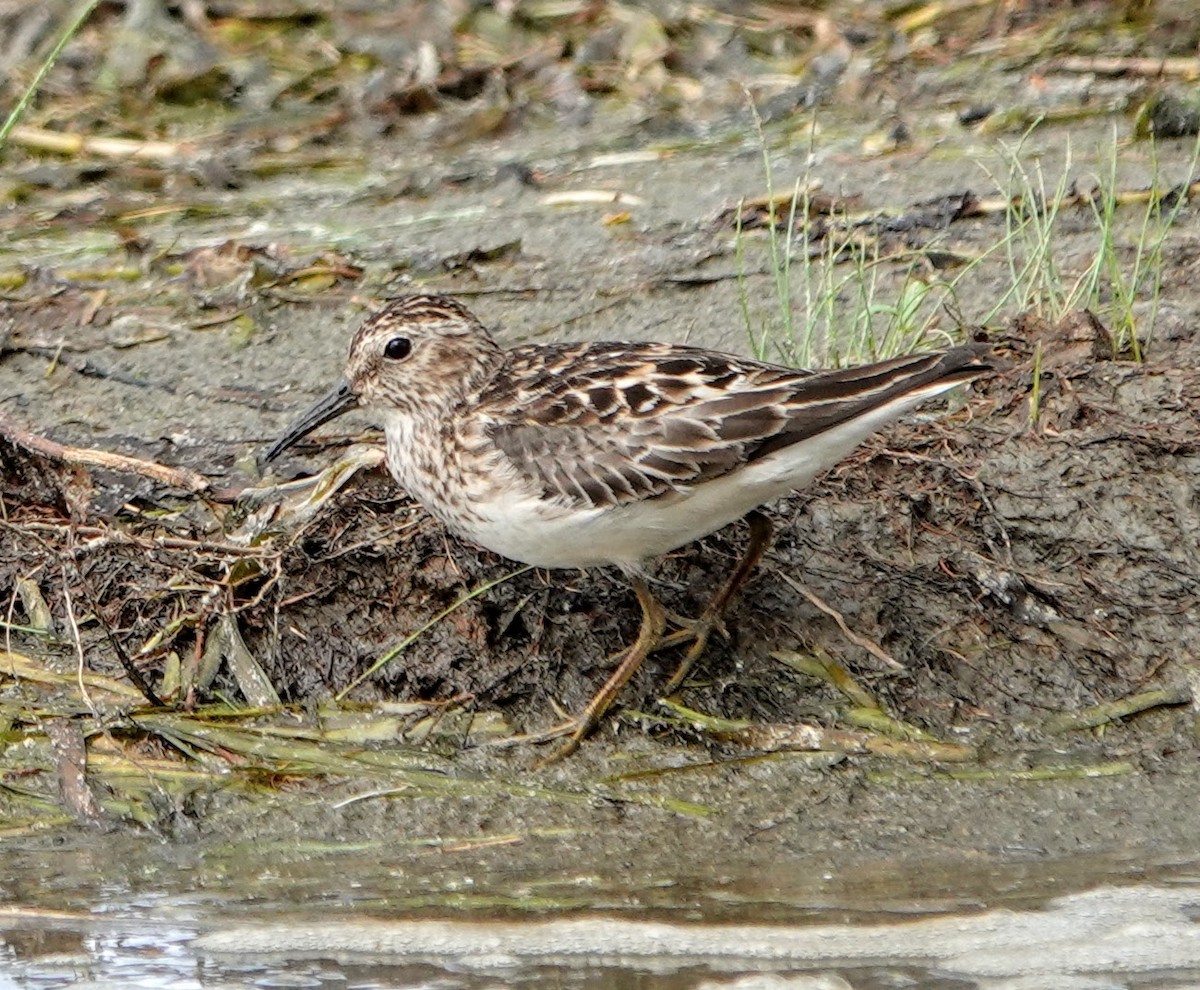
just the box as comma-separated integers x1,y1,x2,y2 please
0,0,1198,924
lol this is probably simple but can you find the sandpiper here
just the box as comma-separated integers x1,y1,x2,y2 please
266,294,989,760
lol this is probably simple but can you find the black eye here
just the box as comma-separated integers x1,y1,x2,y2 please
383,336,412,360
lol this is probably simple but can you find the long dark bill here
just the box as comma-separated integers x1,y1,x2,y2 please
263,380,359,462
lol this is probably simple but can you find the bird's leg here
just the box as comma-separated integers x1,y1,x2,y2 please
538,576,666,765
490,514,769,761
490,577,667,762
657,510,773,694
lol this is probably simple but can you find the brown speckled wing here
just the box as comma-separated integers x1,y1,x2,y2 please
479,341,988,510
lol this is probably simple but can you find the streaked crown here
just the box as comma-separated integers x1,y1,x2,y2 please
345,295,504,415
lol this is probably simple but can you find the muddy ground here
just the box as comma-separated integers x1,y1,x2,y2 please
1,0,1199,900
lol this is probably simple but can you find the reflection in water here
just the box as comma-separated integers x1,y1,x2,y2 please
2,881,1199,989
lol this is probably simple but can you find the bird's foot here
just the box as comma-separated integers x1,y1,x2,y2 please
654,608,729,694
655,509,773,693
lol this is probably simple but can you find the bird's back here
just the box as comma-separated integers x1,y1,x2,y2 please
471,340,989,514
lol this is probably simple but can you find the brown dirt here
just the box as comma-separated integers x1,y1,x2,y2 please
4,305,1198,765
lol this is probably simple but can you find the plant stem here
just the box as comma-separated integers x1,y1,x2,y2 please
0,0,104,149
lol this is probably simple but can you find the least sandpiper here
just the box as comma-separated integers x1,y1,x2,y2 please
266,294,989,760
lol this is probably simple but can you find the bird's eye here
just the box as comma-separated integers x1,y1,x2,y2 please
384,336,412,360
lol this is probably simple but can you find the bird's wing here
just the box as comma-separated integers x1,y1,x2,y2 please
477,341,988,510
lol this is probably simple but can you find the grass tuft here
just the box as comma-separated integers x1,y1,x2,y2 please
739,108,1199,367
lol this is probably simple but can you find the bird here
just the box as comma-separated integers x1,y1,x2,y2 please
265,293,990,761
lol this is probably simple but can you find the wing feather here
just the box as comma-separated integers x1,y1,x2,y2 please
478,341,987,509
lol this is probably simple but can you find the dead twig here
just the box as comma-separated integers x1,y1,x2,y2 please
13,521,270,556
0,413,211,493
6,125,189,161
777,572,903,670
72,568,164,707
1044,685,1193,734
1053,55,1200,79
657,699,976,762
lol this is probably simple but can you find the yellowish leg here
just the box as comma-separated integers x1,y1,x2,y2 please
489,578,667,760
659,510,773,695
535,577,666,765
492,511,771,762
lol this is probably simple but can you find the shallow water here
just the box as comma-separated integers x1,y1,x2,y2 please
3,837,1198,990
3,5,1200,989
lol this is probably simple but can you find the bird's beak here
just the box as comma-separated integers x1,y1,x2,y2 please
263,379,359,463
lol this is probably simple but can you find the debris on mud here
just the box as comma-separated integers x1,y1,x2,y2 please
3,307,1197,830
1,0,1198,846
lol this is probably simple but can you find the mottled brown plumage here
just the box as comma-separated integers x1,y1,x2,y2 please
482,340,984,512
266,294,990,759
